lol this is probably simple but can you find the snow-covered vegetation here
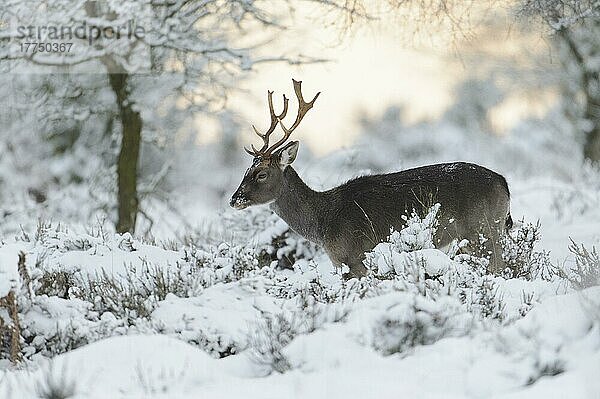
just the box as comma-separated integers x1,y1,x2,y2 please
2,122,600,397
1,1,600,398
0,196,599,397
2,81,600,396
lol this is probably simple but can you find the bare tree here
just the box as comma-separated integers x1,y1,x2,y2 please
385,0,600,162
0,0,364,233
517,1,600,162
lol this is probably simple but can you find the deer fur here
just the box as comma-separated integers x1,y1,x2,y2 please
231,143,511,277
230,80,511,278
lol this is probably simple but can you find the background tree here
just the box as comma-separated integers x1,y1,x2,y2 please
0,0,364,234
389,0,600,162
518,0,600,162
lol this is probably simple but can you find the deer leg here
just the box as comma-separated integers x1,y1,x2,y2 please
325,248,367,280
467,217,506,275
345,258,367,279
485,227,506,275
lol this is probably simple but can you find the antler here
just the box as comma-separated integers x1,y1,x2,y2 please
244,91,289,156
246,79,320,157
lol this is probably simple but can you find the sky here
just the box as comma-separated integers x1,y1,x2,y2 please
198,2,559,156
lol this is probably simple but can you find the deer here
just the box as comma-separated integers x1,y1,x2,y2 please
230,79,512,278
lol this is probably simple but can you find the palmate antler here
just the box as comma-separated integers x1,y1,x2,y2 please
245,79,320,158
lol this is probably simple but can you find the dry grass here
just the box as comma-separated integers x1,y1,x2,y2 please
0,290,21,362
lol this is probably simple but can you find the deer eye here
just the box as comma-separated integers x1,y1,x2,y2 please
256,171,268,181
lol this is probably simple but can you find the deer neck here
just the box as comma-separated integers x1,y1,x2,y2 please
270,167,324,244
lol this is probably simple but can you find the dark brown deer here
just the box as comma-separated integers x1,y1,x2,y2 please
230,79,512,278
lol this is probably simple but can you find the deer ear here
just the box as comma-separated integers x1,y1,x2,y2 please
278,141,299,167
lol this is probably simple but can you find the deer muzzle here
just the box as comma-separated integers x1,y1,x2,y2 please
229,189,250,210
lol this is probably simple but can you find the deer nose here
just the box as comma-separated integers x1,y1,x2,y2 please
230,189,248,210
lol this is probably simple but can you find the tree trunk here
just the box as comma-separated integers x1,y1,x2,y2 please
559,29,600,163
107,72,142,234
583,97,600,162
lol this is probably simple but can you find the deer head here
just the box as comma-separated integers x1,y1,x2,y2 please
230,79,320,210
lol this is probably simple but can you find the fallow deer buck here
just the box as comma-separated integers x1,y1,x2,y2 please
230,79,512,278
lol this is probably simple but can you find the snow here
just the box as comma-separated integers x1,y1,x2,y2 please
2,0,600,396
151,286,283,356
52,241,180,276
2,335,219,398
2,150,600,397
3,287,598,398
2,81,600,398
0,244,26,297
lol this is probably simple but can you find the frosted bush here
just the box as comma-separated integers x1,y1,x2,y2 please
519,291,536,318
390,203,440,253
184,243,261,285
267,272,339,303
35,362,78,399
551,162,600,221
1,212,559,367
74,244,264,323
8,225,279,359
156,316,239,359
20,296,129,358
334,275,385,302
360,204,510,329
247,312,295,373
364,204,441,277
521,338,567,386
461,275,506,321
567,240,600,289
501,220,555,280
372,295,472,355
223,207,319,269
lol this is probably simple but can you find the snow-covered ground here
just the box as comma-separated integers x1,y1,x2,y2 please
3,285,599,399
1,189,599,398
1,115,600,398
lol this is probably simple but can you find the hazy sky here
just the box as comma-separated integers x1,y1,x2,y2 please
202,4,557,155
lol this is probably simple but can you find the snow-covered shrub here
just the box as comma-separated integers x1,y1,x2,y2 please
448,254,510,322
182,243,263,285
362,204,510,327
364,204,441,278
501,220,554,280
365,205,451,288
77,264,164,322
35,362,78,399
8,225,280,358
30,221,100,253
390,203,440,253
332,274,385,303
462,275,506,322
525,348,565,386
551,162,600,221
267,272,339,303
223,207,319,269
567,240,600,289
35,271,77,299
518,291,536,318
155,314,240,359
19,296,129,358
335,206,507,355
372,295,472,356
246,295,350,373
246,312,296,373
186,329,239,359
73,244,262,323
